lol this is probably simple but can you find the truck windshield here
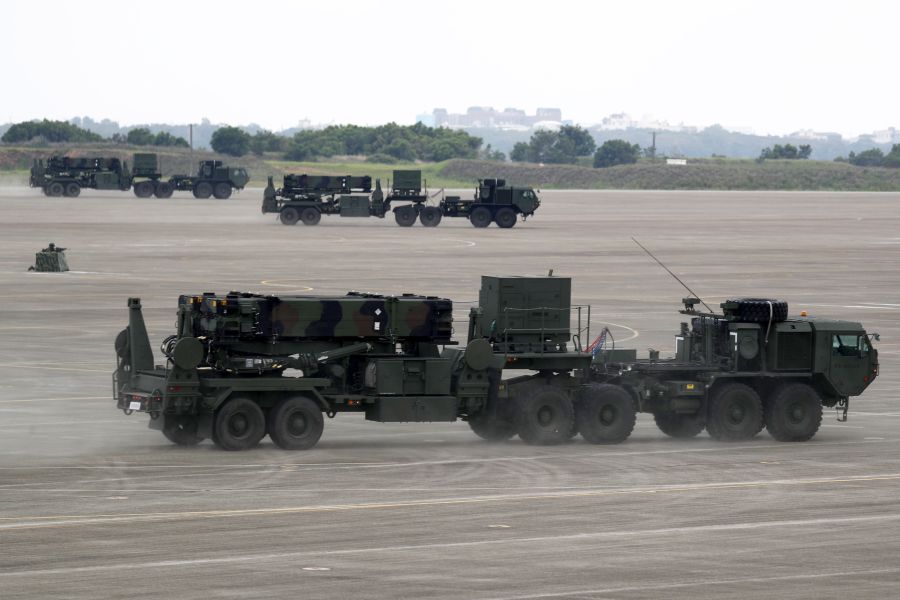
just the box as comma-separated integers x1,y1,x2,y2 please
832,334,868,357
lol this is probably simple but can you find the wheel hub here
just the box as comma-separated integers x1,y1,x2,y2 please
599,404,617,426
537,405,556,427
287,412,309,436
229,414,249,437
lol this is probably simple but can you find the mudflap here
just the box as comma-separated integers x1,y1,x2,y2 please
197,413,214,439
148,412,164,431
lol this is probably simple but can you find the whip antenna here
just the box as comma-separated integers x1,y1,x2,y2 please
632,237,714,313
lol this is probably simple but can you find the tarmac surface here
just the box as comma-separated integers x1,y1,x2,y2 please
0,186,898,599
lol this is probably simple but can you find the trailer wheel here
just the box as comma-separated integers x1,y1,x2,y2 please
515,385,575,445
193,182,213,199
267,396,324,450
394,206,417,227
706,383,763,441
300,207,322,226
280,207,300,225
154,181,174,198
765,383,823,442
470,207,492,228
419,206,442,227
213,182,232,199
213,396,266,451
653,411,705,438
133,180,155,198
494,207,517,229
162,414,204,446
575,383,636,444
468,414,516,442
47,182,64,197
64,182,81,197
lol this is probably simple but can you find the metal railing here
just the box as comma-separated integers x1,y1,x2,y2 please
497,304,591,355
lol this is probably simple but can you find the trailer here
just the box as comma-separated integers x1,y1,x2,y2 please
113,275,878,450
30,153,249,198
261,170,540,227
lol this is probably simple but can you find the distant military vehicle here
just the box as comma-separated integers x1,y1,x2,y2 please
261,170,540,227
28,242,69,272
113,274,878,450
30,154,249,199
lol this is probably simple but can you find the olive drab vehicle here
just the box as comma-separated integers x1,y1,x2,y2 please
261,169,540,227
30,154,249,199
113,275,879,450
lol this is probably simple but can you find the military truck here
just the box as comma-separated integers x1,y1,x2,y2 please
30,154,249,199
588,297,880,442
113,276,878,450
261,170,540,228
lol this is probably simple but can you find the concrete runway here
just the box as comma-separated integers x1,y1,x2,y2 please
0,187,898,599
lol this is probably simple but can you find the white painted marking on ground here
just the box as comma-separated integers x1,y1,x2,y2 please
2,514,900,578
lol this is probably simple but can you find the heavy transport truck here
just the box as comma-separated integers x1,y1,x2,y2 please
113,276,879,450
30,153,249,199
261,169,540,228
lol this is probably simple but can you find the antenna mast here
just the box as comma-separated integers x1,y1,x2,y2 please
632,237,714,313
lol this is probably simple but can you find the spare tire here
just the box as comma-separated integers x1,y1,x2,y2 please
726,298,788,323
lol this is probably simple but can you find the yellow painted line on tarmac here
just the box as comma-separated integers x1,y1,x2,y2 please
0,395,107,404
3,472,900,531
0,363,108,373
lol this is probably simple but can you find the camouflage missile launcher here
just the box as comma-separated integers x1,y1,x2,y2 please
262,169,541,228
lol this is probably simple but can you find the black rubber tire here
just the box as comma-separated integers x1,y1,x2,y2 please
575,383,636,444
162,414,204,446
470,207,492,228
134,180,155,198
394,206,417,227
154,181,174,198
419,206,442,227
706,382,763,441
213,396,266,451
494,207,517,229
213,182,232,199
47,182,64,197
468,414,517,442
193,182,213,199
267,396,324,450
300,207,322,226
280,207,300,225
653,411,705,438
514,385,575,445
765,383,823,442
726,298,788,323
64,182,81,197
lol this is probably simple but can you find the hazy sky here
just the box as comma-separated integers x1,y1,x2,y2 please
4,0,897,136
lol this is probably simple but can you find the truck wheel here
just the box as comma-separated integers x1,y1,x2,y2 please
162,414,204,446
470,207,492,228
765,383,823,442
419,206,442,227
133,180,155,198
494,207,517,229
193,182,213,199
267,396,324,450
213,182,232,199
706,383,763,441
154,181,174,198
726,298,789,323
575,383,636,444
64,182,81,197
47,182,64,197
213,396,266,451
300,207,322,226
280,207,300,225
515,385,575,445
468,414,517,442
394,206,417,227
653,411,705,438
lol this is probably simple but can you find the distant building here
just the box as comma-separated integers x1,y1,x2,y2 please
427,107,563,129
